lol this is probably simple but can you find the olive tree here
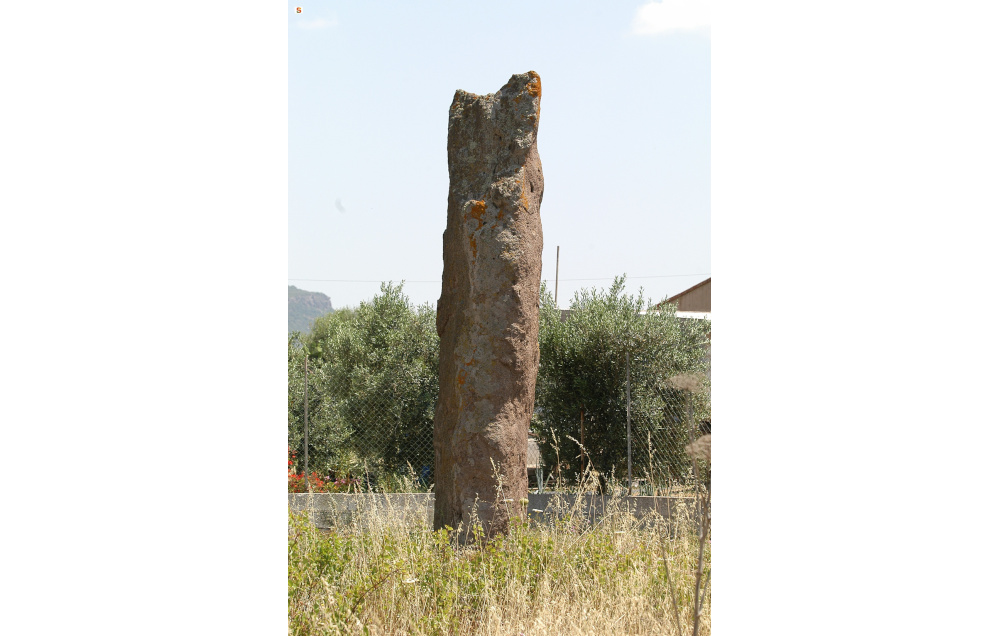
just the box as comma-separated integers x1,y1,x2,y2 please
287,332,352,478
533,277,710,490
305,283,439,484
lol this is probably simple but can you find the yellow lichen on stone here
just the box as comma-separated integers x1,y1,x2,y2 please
526,71,541,98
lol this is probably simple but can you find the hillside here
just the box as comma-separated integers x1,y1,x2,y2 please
288,285,332,334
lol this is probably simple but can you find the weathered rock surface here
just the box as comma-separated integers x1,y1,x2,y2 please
433,71,544,539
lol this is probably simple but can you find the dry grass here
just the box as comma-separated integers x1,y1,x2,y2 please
289,484,710,635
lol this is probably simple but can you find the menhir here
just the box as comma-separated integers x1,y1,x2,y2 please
433,71,544,540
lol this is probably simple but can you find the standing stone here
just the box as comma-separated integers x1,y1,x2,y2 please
433,71,544,539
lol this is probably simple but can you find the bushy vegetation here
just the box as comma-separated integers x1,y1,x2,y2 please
288,490,710,635
533,278,711,489
289,283,439,486
288,277,709,492
288,326,353,480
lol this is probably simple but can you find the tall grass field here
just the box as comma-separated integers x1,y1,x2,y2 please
289,490,710,635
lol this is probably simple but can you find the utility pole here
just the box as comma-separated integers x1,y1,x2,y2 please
554,245,560,308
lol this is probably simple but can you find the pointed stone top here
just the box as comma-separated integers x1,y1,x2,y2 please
448,72,543,183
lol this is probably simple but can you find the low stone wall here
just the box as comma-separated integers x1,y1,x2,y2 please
288,493,698,530
289,493,435,529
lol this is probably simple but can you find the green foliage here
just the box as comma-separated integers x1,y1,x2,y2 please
304,283,439,485
288,277,711,493
288,332,353,478
533,276,711,487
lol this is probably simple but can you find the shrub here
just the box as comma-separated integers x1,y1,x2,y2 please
534,277,710,487
305,283,439,485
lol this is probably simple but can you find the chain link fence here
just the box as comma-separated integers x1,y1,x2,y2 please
623,366,711,496
288,286,709,495
531,323,711,496
288,342,438,492
289,343,710,496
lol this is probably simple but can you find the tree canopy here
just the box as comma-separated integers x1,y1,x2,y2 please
288,277,710,492
290,283,439,484
533,277,710,488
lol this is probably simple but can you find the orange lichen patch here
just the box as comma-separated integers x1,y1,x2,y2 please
457,368,467,387
469,200,486,221
526,71,541,98
465,200,486,259
465,357,477,366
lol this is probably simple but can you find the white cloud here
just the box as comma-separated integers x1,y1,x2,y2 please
632,0,710,35
296,16,337,31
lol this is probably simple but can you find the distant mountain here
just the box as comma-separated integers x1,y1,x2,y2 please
288,285,332,334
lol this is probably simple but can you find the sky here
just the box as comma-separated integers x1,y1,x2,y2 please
289,0,710,310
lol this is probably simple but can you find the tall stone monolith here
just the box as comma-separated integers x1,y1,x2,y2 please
433,71,544,540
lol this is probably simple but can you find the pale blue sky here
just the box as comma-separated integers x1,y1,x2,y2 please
289,0,710,309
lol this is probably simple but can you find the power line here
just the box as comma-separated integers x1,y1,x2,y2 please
288,273,710,284
289,279,438,283
548,274,710,282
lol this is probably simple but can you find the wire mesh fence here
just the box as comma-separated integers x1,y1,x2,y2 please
288,341,438,493
623,368,711,496
530,342,711,497
288,284,710,495
290,345,710,495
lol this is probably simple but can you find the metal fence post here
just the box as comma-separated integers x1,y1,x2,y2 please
304,353,309,492
626,350,632,496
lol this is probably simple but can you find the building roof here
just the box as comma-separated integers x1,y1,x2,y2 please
656,277,711,312
666,277,711,302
